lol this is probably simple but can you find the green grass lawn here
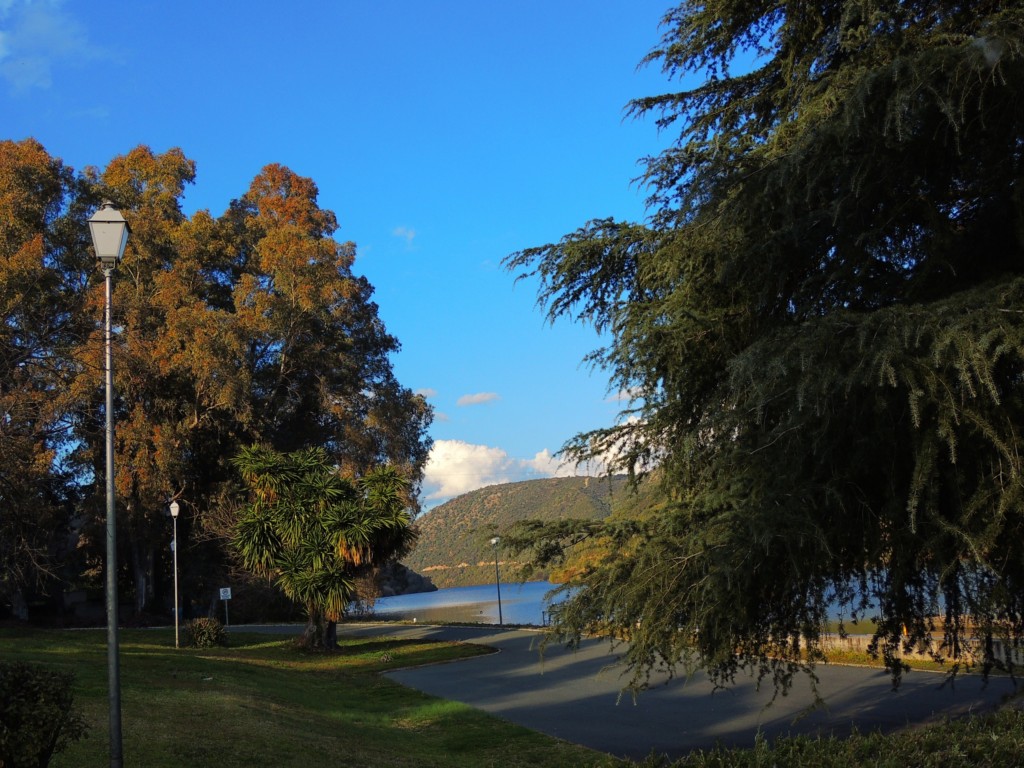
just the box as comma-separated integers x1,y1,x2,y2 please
0,626,621,768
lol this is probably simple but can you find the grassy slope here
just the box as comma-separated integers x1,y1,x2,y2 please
0,627,619,768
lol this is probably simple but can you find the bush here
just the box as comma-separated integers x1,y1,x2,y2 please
0,662,88,768
184,617,228,648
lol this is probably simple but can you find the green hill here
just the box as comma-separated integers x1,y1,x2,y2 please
404,475,643,588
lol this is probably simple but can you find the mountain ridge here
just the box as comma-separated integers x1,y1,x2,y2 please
404,475,636,588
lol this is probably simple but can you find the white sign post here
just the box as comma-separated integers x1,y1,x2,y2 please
219,587,232,627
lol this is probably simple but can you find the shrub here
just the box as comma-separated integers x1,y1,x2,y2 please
0,662,88,768
184,617,228,648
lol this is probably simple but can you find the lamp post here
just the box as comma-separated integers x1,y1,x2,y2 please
169,501,180,649
490,537,503,627
88,201,129,768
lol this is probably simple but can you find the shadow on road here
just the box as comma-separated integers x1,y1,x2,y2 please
245,622,1020,761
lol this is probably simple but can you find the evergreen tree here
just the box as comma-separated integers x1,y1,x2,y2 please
506,0,1024,689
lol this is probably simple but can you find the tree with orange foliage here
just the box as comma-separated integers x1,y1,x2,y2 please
58,146,429,621
0,138,91,618
222,164,431,478
69,146,205,614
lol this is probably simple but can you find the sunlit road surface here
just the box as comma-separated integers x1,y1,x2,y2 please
246,623,1019,761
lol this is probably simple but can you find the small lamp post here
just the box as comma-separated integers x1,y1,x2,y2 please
490,536,503,627
87,201,130,768
169,501,180,649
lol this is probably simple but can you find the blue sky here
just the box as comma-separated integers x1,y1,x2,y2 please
2,0,680,506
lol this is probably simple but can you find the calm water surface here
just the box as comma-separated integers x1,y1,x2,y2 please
371,581,563,626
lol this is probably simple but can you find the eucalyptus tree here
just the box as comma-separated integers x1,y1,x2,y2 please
506,0,1024,689
53,148,431,621
70,146,204,614
0,139,91,617
0,140,432,624
222,165,432,487
232,445,416,648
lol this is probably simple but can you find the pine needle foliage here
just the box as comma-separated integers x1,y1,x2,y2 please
505,0,1024,690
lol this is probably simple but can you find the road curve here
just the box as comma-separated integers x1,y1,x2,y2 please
246,623,1020,762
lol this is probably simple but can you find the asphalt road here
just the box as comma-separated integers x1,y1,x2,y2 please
248,623,1020,762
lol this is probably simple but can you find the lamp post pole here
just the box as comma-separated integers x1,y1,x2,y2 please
103,262,121,767
89,202,130,768
170,501,180,649
490,537,503,627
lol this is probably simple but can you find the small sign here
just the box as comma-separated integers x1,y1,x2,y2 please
219,587,232,600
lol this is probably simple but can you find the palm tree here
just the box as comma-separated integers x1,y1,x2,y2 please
232,445,415,648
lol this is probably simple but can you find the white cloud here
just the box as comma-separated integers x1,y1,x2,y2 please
420,439,605,507
456,392,499,407
393,226,416,246
525,448,573,477
422,440,514,503
0,1,104,93
607,387,644,403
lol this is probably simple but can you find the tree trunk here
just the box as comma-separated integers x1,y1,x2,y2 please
8,587,28,621
302,607,325,649
132,543,154,615
298,610,339,650
325,620,338,650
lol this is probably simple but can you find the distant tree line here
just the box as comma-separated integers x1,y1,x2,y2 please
0,139,432,624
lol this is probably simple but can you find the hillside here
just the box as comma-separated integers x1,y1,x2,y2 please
404,475,647,588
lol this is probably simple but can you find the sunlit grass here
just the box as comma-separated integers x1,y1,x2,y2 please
1,627,621,768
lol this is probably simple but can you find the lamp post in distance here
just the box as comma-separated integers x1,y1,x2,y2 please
169,501,180,649
490,536,503,627
87,201,130,768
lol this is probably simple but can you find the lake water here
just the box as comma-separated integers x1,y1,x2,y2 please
368,580,900,628
370,581,563,626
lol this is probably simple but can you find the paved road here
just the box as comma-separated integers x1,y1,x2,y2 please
247,623,1020,762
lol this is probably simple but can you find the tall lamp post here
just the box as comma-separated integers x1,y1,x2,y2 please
490,537,503,627
169,501,180,649
88,201,129,768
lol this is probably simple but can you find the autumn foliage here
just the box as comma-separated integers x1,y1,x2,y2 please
0,139,431,622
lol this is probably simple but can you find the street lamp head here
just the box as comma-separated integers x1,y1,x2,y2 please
490,536,500,546
169,501,180,519
88,201,130,269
